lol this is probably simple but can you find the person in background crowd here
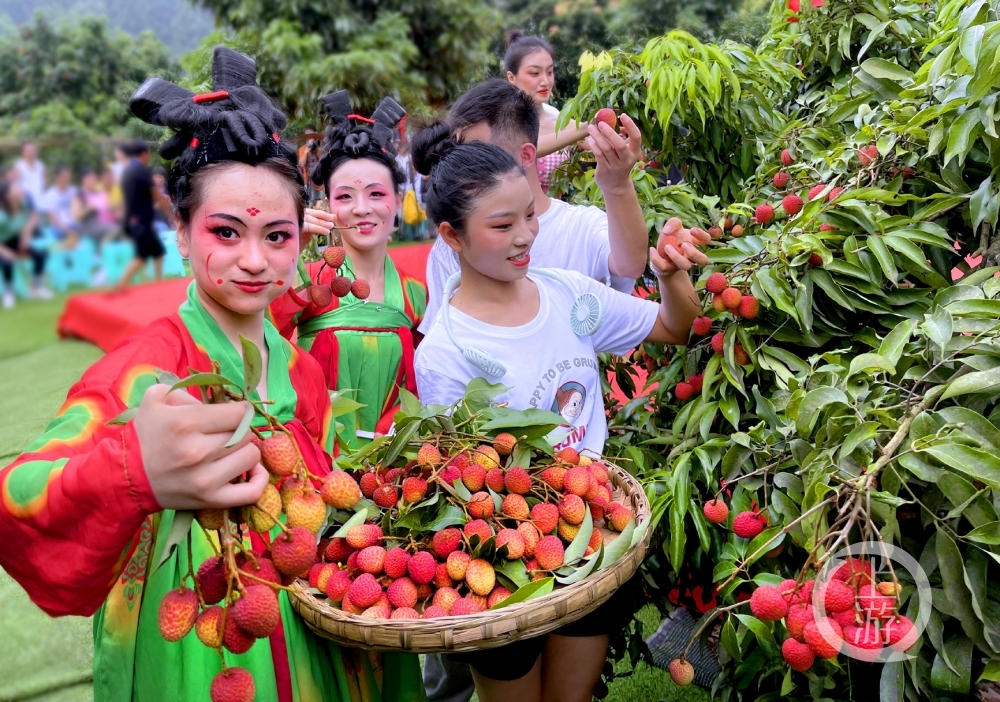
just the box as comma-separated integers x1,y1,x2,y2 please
298,123,325,205
101,165,124,226
41,165,80,247
504,32,590,192
395,127,430,242
73,169,119,245
0,179,51,308
14,141,46,208
151,165,171,233
110,143,129,185
115,140,172,290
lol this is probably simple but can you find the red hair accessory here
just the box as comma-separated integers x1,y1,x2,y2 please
189,137,200,149
192,90,229,104
347,114,375,125
272,132,280,143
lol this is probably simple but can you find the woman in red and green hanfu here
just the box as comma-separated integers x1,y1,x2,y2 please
270,91,426,452
0,49,424,702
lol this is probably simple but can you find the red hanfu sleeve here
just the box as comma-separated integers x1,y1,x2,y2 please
0,335,174,617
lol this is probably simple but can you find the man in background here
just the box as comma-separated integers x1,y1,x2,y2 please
41,166,80,247
14,142,45,208
114,140,171,291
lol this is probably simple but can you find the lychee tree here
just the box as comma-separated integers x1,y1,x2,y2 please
558,0,1000,698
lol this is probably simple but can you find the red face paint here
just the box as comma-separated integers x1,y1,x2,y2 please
217,279,224,285
276,280,284,286
247,207,260,216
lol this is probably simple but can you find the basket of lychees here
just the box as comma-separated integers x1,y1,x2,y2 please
287,385,651,652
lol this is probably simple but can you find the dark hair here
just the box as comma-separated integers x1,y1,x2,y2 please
173,158,305,227
128,46,304,226
449,79,540,151
504,31,555,75
54,165,71,176
310,90,407,197
411,123,524,235
0,181,23,215
123,140,150,157
152,165,168,177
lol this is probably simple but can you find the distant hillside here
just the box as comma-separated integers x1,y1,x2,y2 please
0,0,215,55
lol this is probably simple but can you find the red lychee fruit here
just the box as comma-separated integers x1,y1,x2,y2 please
773,172,790,188
755,203,775,225
711,332,725,355
330,275,353,298
493,432,517,456
535,536,565,570
158,587,199,642
210,667,255,702
285,490,328,535
222,615,255,654
564,467,592,496
325,570,351,602
433,586,461,612
496,528,526,560
356,545,387,575
594,108,617,129
465,559,496,596
359,471,379,498
348,573,383,608
387,577,419,609
808,253,823,266
555,447,581,465
832,558,873,586
844,622,883,661
823,579,855,614
488,586,513,608
422,605,448,618
706,272,728,294
463,519,493,544
721,287,742,310
750,585,789,621
786,603,815,642
532,503,560,534
351,279,370,300
882,615,917,650
391,607,420,620
712,293,727,312
321,470,362,509
857,584,896,619
232,585,280,638
731,224,745,237
734,344,751,365
708,227,723,239
468,491,495,519
539,466,567,491
416,443,442,467
807,183,826,201
407,551,436,585
502,493,530,520
472,444,502,469
431,528,463,559
446,551,472,581
323,246,346,269
558,494,587,526
780,149,794,166
383,547,411,579
782,637,815,672
462,464,487,491
858,144,878,166
804,619,842,659
402,476,428,503
325,537,354,564
668,658,695,686
485,467,506,493
782,194,803,216
702,499,729,524
738,295,760,319
675,381,694,402
732,511,766,538
608,504,634,531
270,526,317,577
309,284,333,308
504,467,532,495
687,373,704,393
372,484,399,508
195,606,225,649
692,316,712,336
260,433,298,477
196,556,228,605
827,186,844,201
819,223,837,232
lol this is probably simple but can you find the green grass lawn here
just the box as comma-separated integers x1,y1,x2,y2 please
0,293,708,702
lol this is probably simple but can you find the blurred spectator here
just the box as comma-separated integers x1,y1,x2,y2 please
115,140,172,290
73,169,119,244
102,166,124,225
0,180,51,309
395,132,430,241
152,165,170,233
298,124,324,205
110,143,129,185
41,166,80,247
14,142,46,207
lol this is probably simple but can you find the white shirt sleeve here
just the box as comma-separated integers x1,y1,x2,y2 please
562,270,659,356
418,237,460,335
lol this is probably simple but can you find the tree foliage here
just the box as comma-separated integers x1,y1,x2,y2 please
188,0,500,119
0,14,178,168
559,0,1000,697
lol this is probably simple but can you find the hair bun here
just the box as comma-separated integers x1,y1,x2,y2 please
505,28,525,49
411,121,457,176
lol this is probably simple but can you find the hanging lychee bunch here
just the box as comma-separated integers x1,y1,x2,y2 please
144,350,363,702
311,433,639,621
306,244,370,306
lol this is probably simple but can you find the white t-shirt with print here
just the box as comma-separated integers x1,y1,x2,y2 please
419,198,635,334
415,269,659,456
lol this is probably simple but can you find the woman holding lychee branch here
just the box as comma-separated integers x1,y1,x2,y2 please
0,48,424,702
270,90,427,453
408,123,707,701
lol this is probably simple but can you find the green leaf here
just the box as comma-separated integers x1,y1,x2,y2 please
719,394,740,430
931,634,973,693
938,407,1000,451
964,522,1000,545
881,661,904,702
721,617,741,661
424,504,466,531
564,507,594,564
936,528,991,652
497,559,529,588
382,419,420,466
879,318,918,366
920,307,954,354
867,235,898,283
555,548,602,585
922,443,1000,489
452,476,472,501
861,58,914,82
332,510,367,538
330,392,366,419
239,335,263,395
107,407,139,425
490,576,554,608
848,353,896,377
462,377,510,412
155,369,182,386
223,403,255,449
398,387,422,417
796,387,849,438
479,407,564,433
599,517,636,571
734,613,777,655
979,659,1000,683
168,373,240,392
155,510,194,571
942,367,1000,400
840,422,880,461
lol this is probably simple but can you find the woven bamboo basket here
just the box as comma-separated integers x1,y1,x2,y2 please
289,463,651,653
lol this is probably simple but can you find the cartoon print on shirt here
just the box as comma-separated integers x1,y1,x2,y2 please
552,382,586,426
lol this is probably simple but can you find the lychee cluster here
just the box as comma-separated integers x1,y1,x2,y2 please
308,245,371,306
313,438,636,620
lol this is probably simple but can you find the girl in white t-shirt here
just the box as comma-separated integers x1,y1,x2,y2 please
411,127,708,702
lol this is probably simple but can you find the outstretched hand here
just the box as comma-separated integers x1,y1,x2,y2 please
301,207,336,248
135,384,268,511
589,113,644,192
650,217,711,275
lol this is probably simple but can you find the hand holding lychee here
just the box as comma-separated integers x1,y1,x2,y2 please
588,112,644,190
652,218,711,274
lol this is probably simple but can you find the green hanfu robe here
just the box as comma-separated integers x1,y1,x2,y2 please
270,256,426,452
0,282,424,702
